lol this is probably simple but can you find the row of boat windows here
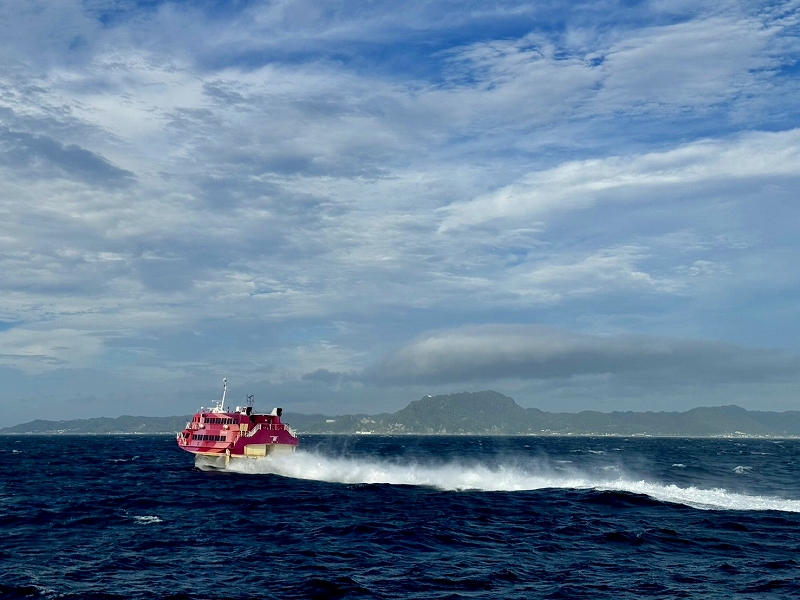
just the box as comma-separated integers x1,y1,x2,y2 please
193,434,226,442
195,417,235,425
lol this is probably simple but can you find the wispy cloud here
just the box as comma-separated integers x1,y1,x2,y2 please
440,129,800,230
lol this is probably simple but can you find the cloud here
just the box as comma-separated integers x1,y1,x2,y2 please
0,1,799,422
505,245,680,301
0,127,134,186
593,16,782,112
0,327,104,373
440,128,800,230
301,368,344,383
361,325,800,386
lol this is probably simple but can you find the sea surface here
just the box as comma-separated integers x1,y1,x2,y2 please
2,435,800,599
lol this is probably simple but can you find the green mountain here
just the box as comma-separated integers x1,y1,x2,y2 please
381,391,531,434
3,391,800,436
0,415,190,434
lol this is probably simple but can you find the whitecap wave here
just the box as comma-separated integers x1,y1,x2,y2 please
224,451,800,513
133,515,162,524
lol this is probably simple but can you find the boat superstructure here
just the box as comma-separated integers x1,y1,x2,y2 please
176,379,298,469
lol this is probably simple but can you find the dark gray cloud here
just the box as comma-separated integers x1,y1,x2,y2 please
301,368,344,383
0,127,134,187
358,325,800,386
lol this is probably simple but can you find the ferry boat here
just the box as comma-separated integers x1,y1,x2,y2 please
176,379,299,469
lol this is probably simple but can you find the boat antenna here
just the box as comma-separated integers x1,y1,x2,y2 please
247,394,254,408
213,378,227,412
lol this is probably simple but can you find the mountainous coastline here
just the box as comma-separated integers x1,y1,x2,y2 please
3,391,800,436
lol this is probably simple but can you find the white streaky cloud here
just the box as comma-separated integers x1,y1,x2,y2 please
424,34,601,133
506,245,682,302
440,128,800,230
0,327,104,373
506,238,741,304
594,17,780,111
41,51,210,174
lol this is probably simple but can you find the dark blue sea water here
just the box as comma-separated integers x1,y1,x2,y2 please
2,435,800,599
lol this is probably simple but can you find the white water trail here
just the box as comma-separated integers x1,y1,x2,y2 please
225,450,800,513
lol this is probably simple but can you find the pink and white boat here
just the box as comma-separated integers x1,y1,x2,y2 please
176,379,299,469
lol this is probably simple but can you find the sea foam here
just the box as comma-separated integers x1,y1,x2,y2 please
225,450,800,513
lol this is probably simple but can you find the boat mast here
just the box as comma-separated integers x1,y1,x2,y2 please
212,378,227,413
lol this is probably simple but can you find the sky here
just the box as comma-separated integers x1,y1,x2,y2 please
1,0,799,425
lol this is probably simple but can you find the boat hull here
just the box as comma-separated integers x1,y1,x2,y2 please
193,444,297,470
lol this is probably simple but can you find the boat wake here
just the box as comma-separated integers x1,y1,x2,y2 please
224,450,800,513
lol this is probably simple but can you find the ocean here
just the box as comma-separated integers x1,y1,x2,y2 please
2,434,799,599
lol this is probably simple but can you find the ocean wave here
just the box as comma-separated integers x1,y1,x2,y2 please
132,515,162,524
224,451,800,513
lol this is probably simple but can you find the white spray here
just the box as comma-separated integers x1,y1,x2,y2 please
224,450,800,513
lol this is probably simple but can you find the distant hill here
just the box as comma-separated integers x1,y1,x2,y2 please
0,415,190,435
3,392,800,436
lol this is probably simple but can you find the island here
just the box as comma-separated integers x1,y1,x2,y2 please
3,391,800,437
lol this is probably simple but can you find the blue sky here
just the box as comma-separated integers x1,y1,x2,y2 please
1,0,799,424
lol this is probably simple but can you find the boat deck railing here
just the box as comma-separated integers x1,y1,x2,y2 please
243,422,292,437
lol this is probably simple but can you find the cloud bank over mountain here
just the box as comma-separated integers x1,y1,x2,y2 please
0,0,798,424
361,326,800,386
